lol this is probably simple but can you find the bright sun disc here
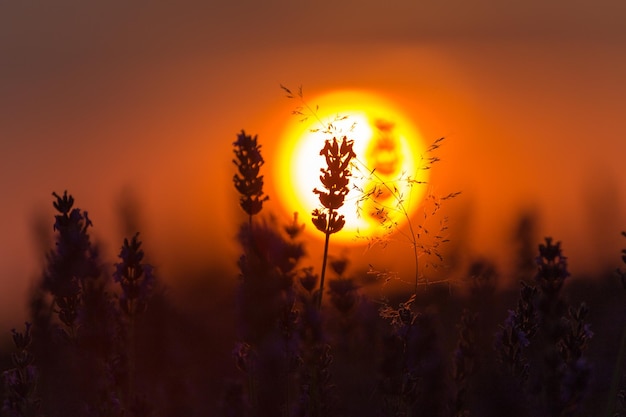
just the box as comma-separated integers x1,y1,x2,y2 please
275,90,428,243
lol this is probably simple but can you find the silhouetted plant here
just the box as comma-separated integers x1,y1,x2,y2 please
557,303,593,417
513,212,540,281
233,130,269,226
495,281,539,382
2,323,40,417
312,136,356,309
535,237,570,311
233,134,307,417
32,191,126,415
495,237,593,417
328,277,358,316
236,215,305,343
43,191,100,339
8,85,626,417
293,280,336,417
294,344,334,417
467,258,498,299
533,238,573,416
233,213,311,417
378,295,448,417
114,233,154,318
451,309,479,417
113,232,155,412
282,85,458,304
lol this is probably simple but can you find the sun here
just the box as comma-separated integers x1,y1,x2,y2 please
275,90,428,243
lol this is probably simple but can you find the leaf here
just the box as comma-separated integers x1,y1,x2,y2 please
280,84,294,98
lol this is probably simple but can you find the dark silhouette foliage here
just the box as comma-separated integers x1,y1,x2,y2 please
1,128,625,417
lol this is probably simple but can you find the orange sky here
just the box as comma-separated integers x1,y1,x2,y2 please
1,0,626,325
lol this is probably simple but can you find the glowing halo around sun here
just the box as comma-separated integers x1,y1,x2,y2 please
275,90,428,243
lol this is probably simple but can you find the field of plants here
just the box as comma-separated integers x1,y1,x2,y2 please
1,122,625,417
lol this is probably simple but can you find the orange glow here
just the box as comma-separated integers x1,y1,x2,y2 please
274,90,428,243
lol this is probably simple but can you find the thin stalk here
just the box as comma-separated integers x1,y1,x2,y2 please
318,224,332,310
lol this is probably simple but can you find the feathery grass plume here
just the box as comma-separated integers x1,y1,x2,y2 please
354,137,459,294
2,323,40,417
233,130,269,226
312,136,356,310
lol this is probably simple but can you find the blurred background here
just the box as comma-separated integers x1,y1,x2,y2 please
1,0,626,328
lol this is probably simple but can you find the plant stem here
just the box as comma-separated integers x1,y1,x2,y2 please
318,220,332,310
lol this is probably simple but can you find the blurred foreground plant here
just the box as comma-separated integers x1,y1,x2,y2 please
35,192,125,415
113,232,155,411
233,130,269,227
2,323,40,417
495,237,593,417
114,233,155,318
43,191,100,338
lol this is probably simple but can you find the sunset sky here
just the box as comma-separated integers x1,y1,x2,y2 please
1,0,626,325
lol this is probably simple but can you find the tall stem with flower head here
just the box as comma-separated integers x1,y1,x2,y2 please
282,85,458,296
312,136,356,309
